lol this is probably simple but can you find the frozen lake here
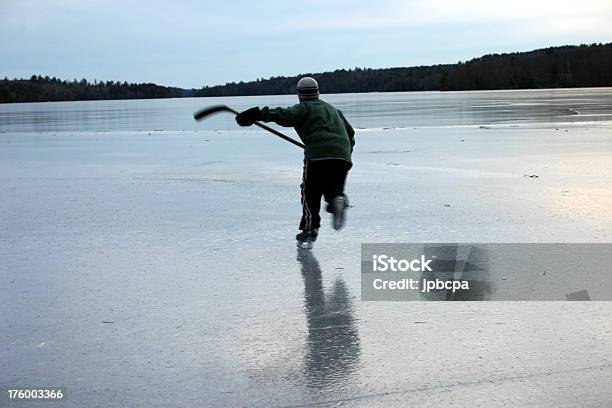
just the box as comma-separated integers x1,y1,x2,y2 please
2,88,612,407
2,87,612,133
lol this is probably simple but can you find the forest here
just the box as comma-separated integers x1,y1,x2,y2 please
1,43,610,103
196,43,612,96
0,76,192,103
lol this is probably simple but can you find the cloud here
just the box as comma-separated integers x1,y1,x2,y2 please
273,0,612,38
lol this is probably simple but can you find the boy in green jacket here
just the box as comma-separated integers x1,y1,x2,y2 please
235,77,355,247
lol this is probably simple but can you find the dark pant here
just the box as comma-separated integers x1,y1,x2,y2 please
300,159,352,231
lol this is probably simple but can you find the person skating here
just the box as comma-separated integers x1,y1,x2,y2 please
235,77,355,248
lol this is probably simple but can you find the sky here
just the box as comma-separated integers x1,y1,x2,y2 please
1,0,612,89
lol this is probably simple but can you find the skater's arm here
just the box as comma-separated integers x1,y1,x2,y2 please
260,104,306,127
340,111,355,152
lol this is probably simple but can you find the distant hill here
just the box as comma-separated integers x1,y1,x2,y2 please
196,43,612,97
1,43,611,103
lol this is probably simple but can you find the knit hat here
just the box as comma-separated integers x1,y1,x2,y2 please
297,77,319,99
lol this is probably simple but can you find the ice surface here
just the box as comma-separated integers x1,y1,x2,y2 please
2,89,612,407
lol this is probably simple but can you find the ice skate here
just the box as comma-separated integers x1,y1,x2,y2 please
296,228,318,250
331,195,348,230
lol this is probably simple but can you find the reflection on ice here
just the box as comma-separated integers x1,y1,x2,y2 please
420,244,493,301
297,248,360,389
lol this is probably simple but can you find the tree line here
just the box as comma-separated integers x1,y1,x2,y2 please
0,76,194,103
1,43,611,103
196,43,612,96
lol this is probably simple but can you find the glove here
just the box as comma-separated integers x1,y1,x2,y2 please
235,107,261,126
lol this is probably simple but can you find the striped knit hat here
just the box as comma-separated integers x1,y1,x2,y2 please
297,77,319,99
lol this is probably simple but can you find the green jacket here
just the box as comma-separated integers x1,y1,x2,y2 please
260,99,355,163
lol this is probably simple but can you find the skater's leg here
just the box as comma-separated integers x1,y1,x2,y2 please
322,160,352,211
299,160,323,232
319,160,351,231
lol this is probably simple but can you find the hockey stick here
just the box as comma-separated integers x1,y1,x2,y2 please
193,104,305,149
